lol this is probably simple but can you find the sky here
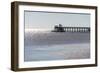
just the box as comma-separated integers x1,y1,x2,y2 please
24,11,90,29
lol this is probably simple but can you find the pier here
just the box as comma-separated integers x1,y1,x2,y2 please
63,27,90,32
53,24,90,32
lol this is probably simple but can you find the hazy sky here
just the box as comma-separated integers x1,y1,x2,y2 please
25,11,90,29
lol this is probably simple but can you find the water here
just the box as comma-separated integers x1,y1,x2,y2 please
24,30,90,62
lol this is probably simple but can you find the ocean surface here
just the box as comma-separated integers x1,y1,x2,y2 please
24,30,90,62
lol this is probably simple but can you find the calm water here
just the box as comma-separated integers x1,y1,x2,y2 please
24,30,90,62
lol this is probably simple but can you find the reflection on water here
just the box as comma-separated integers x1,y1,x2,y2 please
24,30,90,62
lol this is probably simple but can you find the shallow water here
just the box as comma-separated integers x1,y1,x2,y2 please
24,31,90,62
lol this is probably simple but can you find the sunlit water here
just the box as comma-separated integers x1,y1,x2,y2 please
24,29,90,62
